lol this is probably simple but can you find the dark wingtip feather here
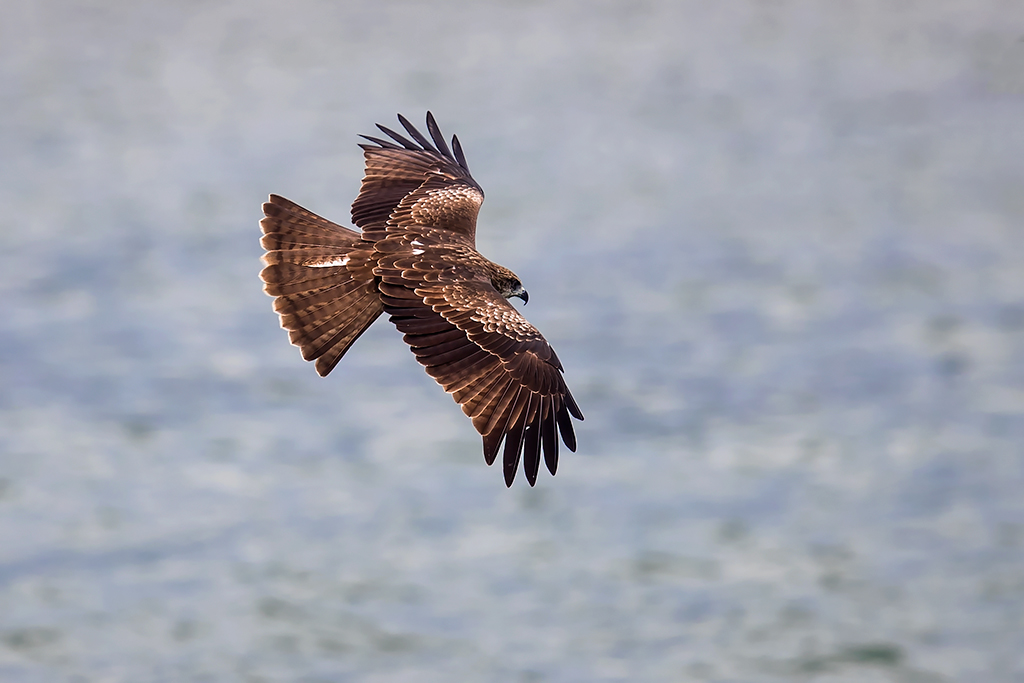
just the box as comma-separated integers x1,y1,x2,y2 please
375,123,418,150
503,428,522,487
425,112,453,160
523,419,541,487
483,430,503,466
503,401,531,487
358,134,402,150
565,390,584,421
503,441,518,487
556,404,577,452
397,113,438,153
541,406,558,476
451,135,470,171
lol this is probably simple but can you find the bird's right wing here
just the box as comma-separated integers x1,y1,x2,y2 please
375,245,583,487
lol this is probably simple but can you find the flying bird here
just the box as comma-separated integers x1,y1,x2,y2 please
259,112,583,486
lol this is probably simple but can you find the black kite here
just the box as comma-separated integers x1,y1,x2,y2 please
260,113,583,487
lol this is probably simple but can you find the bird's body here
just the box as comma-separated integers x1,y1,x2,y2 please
260,113,582,486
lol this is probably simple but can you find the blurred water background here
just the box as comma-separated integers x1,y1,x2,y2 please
2,1,1024,681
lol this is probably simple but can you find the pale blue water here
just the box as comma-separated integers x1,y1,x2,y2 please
2,1,1023,681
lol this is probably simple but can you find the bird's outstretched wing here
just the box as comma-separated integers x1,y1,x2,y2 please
375,244,584,487
352,112,484,244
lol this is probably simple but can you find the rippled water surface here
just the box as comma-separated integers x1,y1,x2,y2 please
2,1,1024,681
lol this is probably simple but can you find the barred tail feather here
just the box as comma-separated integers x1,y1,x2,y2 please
260,195,384,375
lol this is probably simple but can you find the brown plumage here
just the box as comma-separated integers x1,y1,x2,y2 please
259,112,583,487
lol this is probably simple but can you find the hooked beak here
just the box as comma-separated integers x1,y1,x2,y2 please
514,290,529,305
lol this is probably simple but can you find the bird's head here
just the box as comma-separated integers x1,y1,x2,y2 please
490,265,529,305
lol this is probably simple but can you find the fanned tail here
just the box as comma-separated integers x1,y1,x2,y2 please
259,194,383,375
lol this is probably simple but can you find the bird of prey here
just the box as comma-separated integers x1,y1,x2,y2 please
259,112,583,487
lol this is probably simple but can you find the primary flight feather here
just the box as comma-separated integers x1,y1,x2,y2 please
259,112,583,487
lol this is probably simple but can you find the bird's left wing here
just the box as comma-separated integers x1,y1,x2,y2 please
352,112,483,243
